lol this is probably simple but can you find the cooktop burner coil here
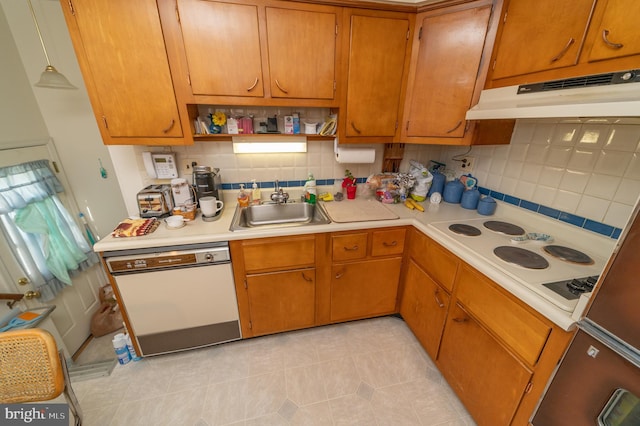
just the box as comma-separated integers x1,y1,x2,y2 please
484,220,526,236
448,224,482,236
543,245,594,265
493,246,550,269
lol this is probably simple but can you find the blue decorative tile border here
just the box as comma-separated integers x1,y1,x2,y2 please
479,186,621,239
221,181,621,239
221,178,366,191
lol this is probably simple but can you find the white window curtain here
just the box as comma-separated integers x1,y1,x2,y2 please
0,160,98,301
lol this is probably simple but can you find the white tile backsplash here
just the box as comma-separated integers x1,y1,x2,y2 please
595,150,631,176
436,119,640,229
125,119,640,230
604,125,640,151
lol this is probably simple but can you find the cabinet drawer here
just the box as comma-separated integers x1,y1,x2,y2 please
240,236,315,272
332,233,368,261
371,228,406,257
455,265,551,366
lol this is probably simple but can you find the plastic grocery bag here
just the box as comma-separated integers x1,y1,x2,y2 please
90,302,123,337
409,160,433,201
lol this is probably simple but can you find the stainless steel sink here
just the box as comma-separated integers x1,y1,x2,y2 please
229,202,331,231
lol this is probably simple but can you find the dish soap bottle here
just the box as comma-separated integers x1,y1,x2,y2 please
237,184,250,207
251,179,261,205
304,173,316,204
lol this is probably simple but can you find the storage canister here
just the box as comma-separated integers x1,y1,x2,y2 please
461,188,480,209
428,170,445,196
477,195,497,215
443,179,464,203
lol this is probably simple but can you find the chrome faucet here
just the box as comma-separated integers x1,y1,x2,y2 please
270,180,289,204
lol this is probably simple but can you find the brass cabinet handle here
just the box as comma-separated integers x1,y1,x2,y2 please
433,290,445,308
246,77,259,92
343,245,359,252
274,79,289,94
335,271,344,279
17,277,29,286
550,37,575,62
452,317,468,323
301,272,313,283
162,119,176,134
445,120,463,134
350,122,362,134
382,241,397,247
24,290,41,300
602,29,624,49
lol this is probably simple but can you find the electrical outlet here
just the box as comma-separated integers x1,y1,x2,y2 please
459,156,475,173
180,158,197,174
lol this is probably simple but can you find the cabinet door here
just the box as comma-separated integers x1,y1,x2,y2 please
246,269,315,336
331,258,401,322
400,260,449,360
177,0,264,97
344,14,409,137
405,4,491,138
64,0,182,139
438,303,532,426
587,0,640,62
492,0,596,79
265,6,338,99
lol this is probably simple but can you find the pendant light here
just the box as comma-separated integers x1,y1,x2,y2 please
27,0,77,89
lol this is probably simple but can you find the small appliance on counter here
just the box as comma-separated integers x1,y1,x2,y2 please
192,165,222,203
137,184,173,218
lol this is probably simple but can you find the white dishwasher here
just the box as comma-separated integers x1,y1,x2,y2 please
104,242,241,356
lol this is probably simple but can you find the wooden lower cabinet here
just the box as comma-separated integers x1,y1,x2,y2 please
438,303,533,426
330,257,402,322
400,259,450,359
245,269,316,336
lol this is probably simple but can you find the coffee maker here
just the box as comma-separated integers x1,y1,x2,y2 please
192,165,222,203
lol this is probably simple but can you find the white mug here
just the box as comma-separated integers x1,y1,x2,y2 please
200,196,224,217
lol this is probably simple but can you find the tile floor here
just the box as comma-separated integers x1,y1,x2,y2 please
70,316,476,425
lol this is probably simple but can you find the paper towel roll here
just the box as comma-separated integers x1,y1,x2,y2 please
335,147,376,164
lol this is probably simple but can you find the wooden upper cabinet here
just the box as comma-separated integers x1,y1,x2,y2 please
491,0,596,80
401,1,496,144
488,0,640,87
61,0,184,144
586,0,640,62
166,0,340,105
177,0,264,97
341,11,412,140
265,6,338,100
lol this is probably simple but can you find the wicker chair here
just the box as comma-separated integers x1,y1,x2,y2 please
0,328,82,425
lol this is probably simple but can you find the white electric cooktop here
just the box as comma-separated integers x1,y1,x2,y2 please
429,215,608,312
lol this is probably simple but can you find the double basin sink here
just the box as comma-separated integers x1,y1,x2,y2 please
230,201,331,231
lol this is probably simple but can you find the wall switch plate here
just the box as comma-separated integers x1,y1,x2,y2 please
180,158,197,174
458,156,475,173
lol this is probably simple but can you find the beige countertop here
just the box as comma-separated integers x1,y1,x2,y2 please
94,196,617,331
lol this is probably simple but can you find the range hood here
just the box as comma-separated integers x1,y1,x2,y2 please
467,69,640,120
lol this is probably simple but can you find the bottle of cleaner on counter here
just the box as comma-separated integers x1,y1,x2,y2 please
237,184,250,207
251,179,261,205
304,173,316,204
